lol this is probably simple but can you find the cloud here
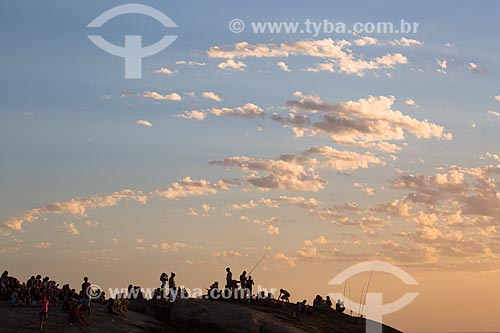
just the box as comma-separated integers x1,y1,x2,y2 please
266,224,280,235
488,110,500,118
178,110,207,121
3,189,148,232
437,59,447,69
155,177,235,200
142,91,182,101
274,93,451,151
469,62,478,72
62,222,79,235
84,220,98,227
207,38,408,76
213,250,244,257
304,235,330,246
136,119,152,127
405,98,417,107
273,252,296,266
151,242,187,251
296,246,327,261
354,182,376,196
153,67,176,75
306,62,335,73
210,155,327,191
201,203,215,214
33,242,50,249
208,103,265,118
494,96,500,102
175,60,206,66
202,92,223,102
229,196,319,211
211,146,383,191
120,91,137,97
276,61,291,72
277,196,320,209
300,146,385,170
208,38,409,76
354,36,380,46
390,37,424,47
217,59,247,71
179,103,265,121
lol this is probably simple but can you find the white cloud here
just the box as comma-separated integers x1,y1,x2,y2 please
213,250,243,257
175,60,206,66
202,92,223,102
210,155,327,191
354,36,380,46
208,103,265,118
211,146,383,191
33,242,50,249
201,203,214,213
494,96,500,101
266,224,280,235
3,189,148,232
142,91,182,101
208,38,409,76
276,61,291,72
273,252,296,266
488,110,500,117
151,242,187,251
217,59,247,71
405,98,416,106
178,110,207,121
62,222,79,235
306,62,335,73
275,94,452,151
155,177,235,200
153,67,175,75
390,37,424,47
304,235,330,246
436,59,447,74
354,182,376,196
136,119,152,127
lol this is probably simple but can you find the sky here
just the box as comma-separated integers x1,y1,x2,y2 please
1,1,500,332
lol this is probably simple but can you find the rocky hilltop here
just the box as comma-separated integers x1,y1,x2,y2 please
1,298,404,333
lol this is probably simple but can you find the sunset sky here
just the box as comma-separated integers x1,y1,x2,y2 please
2,1,500,332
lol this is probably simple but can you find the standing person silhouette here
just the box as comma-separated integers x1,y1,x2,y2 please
168,272,176,302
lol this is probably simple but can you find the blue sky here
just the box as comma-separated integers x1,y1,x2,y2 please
2,1,500,332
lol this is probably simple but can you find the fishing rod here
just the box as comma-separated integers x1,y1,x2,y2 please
248,254,266,276
343,281,347,303
360,269,374,318
358,284,365,319
348,288,352,316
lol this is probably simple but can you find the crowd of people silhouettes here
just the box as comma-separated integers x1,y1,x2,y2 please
1,266,349,331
